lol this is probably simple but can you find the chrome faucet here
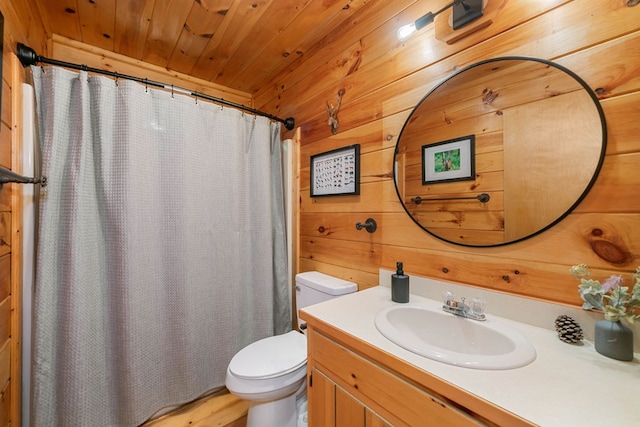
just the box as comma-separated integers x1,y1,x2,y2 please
441,292,486,321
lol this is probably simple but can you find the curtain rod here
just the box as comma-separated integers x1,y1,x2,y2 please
16,43,295,131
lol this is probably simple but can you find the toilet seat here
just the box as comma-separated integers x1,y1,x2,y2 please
229,330,307,379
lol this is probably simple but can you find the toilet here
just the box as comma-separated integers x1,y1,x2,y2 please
225,271,357,427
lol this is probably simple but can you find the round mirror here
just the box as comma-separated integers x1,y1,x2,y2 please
394,57,606,247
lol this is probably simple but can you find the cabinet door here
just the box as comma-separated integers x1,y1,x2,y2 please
309,369,336,427
336,386,365,427
309,367,392,427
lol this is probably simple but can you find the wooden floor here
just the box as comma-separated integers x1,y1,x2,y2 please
142,388,249,427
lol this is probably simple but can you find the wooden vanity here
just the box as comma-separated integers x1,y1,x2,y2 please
300,282,639,427
303,314,533,427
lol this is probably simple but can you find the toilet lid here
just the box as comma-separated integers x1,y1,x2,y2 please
229,330,307,379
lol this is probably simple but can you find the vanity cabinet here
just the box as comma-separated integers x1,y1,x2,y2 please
306,327,491,427
302,284,638,426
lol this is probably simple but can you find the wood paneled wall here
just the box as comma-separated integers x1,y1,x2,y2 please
0,1,47,425
256,0,640,307
48,34,253,107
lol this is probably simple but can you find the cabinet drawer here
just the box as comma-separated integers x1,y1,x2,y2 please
309,329,487,427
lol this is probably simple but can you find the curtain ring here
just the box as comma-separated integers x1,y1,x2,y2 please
114,72,119,87
144,78,148,93
194,93,198,104
171,85,174,98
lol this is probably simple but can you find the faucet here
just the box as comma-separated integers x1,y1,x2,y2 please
441,292,486,321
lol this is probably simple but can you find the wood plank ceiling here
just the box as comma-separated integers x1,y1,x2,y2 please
32,0,397,95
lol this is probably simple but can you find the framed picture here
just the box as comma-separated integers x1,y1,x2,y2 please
310,144,360,197
422,135,475,184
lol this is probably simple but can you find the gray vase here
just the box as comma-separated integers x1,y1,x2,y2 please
594,319,634,361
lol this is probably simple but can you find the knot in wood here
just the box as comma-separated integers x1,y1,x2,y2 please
590,240,630,265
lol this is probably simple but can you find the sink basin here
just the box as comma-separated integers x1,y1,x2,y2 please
374,304,536,370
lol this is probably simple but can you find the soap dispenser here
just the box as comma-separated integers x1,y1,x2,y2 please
391,261,410,303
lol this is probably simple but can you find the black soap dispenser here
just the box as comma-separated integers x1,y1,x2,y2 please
392,261,410,303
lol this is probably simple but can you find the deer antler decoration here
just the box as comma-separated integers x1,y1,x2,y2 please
326,88,346,135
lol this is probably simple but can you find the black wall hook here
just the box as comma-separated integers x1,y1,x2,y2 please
355,218,377,233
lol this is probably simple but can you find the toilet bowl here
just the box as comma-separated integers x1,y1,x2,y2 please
225,272,357,427
226,331,307,427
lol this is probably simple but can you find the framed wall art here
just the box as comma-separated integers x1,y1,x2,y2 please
422,135,475,184
310,144,360,197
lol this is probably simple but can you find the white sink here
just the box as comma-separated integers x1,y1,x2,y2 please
374,304,536,370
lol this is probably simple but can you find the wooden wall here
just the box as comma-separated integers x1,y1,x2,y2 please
255,0,640,308
0,1,47,424
48,34,253,107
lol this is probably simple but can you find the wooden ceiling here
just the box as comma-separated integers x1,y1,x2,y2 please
32,0,404,96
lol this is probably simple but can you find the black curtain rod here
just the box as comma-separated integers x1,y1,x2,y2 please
16,43,295,131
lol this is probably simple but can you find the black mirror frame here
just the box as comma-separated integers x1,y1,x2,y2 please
393,56,608,247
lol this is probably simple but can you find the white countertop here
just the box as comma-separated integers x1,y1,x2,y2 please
301,282,640,426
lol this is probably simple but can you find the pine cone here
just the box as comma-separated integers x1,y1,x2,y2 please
554,315,584,344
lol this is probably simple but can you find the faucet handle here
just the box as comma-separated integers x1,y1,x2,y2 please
442,291,455,305
469,297,486,314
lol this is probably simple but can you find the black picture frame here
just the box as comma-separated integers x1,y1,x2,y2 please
310,144,360,197
422,135,475,185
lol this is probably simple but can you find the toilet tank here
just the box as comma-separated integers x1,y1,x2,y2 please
295,271,357,329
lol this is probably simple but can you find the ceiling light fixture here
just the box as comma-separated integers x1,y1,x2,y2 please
397,0,484,42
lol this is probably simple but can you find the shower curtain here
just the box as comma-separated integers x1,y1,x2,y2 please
30,66,290,426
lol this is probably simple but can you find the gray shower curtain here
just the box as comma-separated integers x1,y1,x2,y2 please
30,66,290,426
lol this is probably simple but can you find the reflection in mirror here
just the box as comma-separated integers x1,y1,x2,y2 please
394,57,606,247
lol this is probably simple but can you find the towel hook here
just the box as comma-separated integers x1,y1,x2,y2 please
355,218,377,233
